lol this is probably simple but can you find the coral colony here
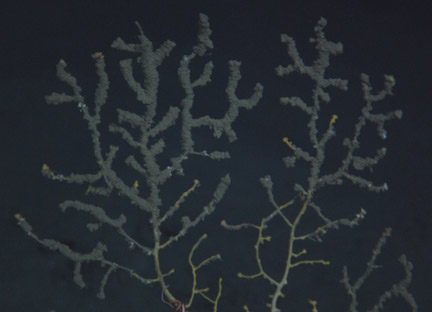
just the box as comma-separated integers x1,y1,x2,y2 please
16,14,416,312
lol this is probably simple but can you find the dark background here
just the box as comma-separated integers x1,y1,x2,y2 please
0,0,430,311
